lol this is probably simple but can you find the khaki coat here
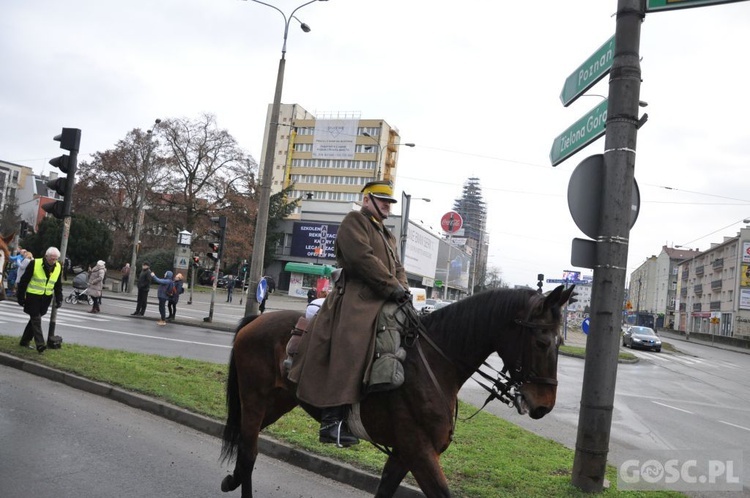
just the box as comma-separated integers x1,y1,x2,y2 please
289,208,408,408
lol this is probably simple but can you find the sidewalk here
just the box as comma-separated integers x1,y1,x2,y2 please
67,282,309,332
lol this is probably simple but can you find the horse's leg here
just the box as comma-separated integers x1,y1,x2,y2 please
374,452,409,498
403,451,451,498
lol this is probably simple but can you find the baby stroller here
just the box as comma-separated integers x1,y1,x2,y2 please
65,271,93,305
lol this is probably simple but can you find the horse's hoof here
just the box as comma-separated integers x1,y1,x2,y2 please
221,475,238,492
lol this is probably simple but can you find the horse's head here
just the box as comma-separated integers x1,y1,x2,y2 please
508,285,575,419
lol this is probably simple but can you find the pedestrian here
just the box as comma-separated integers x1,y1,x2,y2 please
0,234,9,300
258,276,275,314
63,256,71,281
226,275,235,303
87,260,106,313
151,270,175,326
121,263,130,292
307,287,317,304
289,181,409,447
16,247,64,353
167,273,184,322
15,250,33,290
131,261,152,316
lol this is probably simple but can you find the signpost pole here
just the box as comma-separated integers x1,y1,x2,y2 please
571,0,643,491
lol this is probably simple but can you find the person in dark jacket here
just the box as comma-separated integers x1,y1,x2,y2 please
131,262,152,316
151,270,174,326
17,247,64,353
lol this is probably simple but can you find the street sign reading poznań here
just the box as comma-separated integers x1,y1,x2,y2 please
646,0,748,12
550,100,608,167
560,35,615,107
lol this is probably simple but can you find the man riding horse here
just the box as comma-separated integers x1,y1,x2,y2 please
289,180,411,447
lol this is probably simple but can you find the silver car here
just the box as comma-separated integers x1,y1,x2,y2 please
622,325,662,352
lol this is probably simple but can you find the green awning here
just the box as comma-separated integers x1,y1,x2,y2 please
284,262,334,277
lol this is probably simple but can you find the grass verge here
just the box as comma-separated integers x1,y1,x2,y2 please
0,335,681,497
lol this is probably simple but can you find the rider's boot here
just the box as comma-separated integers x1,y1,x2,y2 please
319,406,359,447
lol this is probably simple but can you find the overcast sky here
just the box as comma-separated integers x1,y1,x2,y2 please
2,0,750,290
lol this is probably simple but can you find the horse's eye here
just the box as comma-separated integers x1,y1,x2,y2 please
535,339,548,349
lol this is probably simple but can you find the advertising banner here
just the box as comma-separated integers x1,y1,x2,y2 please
290,222,339,259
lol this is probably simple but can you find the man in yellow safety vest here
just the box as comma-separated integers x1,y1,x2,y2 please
17,246,64,353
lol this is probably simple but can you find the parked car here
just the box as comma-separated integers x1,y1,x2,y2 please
622,325,662,352
422,298,440,314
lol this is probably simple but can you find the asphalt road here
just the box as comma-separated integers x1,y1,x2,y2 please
0,365,374,498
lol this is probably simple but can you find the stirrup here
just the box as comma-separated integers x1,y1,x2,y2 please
319,421,359,448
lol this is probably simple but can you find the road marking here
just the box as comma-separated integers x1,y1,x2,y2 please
652,401,694,414
49,321,232,349
719,420,750,432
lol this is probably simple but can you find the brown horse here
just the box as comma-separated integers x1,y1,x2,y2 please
220,285,575,497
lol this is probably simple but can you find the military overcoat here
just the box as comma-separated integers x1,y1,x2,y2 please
289,208,408,407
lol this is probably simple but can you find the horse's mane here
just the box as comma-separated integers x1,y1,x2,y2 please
420,288,540,364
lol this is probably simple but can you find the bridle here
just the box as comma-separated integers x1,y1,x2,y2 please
395,298,561,422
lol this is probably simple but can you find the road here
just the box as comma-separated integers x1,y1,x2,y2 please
459,341,750,495
0,365,373,498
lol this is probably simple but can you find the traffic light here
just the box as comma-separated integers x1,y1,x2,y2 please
208,215,227,263
537,274,544,294
207,243,220,262
43,128,81,219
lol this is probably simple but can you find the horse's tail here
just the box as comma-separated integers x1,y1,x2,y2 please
220,314,260,463
220,351,241,463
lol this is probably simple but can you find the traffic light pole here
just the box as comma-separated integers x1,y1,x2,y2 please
204,216,226,323
46,128,81,342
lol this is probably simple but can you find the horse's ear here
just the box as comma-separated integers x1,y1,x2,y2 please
543,284,575,311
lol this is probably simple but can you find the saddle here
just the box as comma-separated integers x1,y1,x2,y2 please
282,301,417,393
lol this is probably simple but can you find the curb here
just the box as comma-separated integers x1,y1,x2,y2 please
0,352,424,497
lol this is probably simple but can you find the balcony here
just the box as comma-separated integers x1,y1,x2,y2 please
679,303,686,311
711,279,722,290
695,265,705,277
681,270,689,281
680,288,688,297
710,301,721,311
712,258,724,270
693,284,703,295
693,303,702,312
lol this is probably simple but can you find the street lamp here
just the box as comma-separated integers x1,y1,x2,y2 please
244,0,327,316
400,192,430,269
363,131,415,180
128,118,161,295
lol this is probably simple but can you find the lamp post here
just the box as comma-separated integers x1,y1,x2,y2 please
244,0,327,316
128,118,161,295
400,191,430,271
363,131,415,181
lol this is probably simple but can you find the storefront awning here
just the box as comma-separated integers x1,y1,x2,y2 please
284,262,334,277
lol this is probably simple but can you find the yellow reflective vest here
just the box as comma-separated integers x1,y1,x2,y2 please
26,259,61,296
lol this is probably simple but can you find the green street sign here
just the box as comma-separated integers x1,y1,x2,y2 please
435,280,443,288
560,35,615,107
550,100,608,167
646,0,747,11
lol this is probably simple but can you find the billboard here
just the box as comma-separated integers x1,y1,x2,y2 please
290,222,339,259
312,119,358,160
563,270,582,282
403,221,439,279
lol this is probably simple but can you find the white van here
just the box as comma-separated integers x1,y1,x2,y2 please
409,287,427,313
